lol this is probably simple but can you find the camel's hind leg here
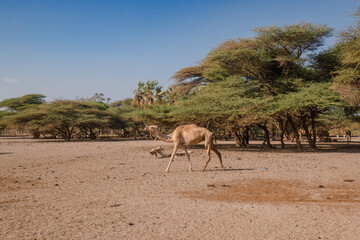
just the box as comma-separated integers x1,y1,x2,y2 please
202,134,225,172
165,143,180,172
211,144,224,171
201,145,211,172
184,148,193,172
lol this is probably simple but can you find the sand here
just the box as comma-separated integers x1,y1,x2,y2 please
1,136,360,239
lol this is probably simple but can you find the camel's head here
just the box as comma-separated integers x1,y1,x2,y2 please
144,125,159,134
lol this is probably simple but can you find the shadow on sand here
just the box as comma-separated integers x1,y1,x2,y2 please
224,168,256,172
186,140,360,154
0,152,13,155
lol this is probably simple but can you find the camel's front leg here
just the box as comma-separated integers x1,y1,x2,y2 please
165,143,179,172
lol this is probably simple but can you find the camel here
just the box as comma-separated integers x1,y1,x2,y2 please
149,146,168,158
149,146,192,158
144,124,225,172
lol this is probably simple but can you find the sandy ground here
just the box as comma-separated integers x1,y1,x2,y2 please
1,136,360,240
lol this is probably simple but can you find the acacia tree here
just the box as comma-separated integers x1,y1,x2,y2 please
140,22,339,150
0,94,46,112
78,93,112,104
0,94,46,137
171,65,210,98
1,106,47,138
3,100,113,141
169,23,334,149
269,83,343,149
333,8,360,122
109,98,146,138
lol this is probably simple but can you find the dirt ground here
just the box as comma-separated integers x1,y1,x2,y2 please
1,136,360,240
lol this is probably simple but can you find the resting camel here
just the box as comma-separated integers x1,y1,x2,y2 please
149,146,192,158
144,124,225,172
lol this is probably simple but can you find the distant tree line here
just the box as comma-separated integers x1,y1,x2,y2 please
0,93,142,141
1,11,360,146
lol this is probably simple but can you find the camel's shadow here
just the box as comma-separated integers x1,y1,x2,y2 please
200,168,256,172
0,152,13,155
225,168,256,172
187,142,360,154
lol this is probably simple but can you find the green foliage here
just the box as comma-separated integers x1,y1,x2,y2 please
110,98,133,108
310,47,341,80
254,22,333,59
132,80,168,108
2,100,116,141
171,65,209,97
0,94,46,112
0,94,46,135
332,8,360,119
271,82,343,116
202,23,333,95
78,93,112,104
0,111,12,129
3,19,357,147
137,22,348,149
109,97,148,137
136,104,175,126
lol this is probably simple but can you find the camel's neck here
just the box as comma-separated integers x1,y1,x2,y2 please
154,129,173,143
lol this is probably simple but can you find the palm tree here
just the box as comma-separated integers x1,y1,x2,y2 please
132,80,167,109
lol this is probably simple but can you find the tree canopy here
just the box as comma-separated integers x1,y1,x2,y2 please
136,22,352,150
1,17,359,147
0,94,46,112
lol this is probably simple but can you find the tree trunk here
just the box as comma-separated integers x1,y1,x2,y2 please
63,128,72,141
31,128,40,139
257,123,273,149
309,108,317,148
300,115,317,150
65,126,74,142
89,129,97,140
263,126,272,149
271,126,277,141
287,116,302,150
229,128,242,147
222,129,230,141
243,127,250,145
279,132,285,149
56,126,71,142
275,118,288,149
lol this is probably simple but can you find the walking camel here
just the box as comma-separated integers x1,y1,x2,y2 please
144,124,225,172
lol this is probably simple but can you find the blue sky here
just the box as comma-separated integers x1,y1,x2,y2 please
0,0,358,102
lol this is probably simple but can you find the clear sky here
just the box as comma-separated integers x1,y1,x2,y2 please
0,0,358,102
